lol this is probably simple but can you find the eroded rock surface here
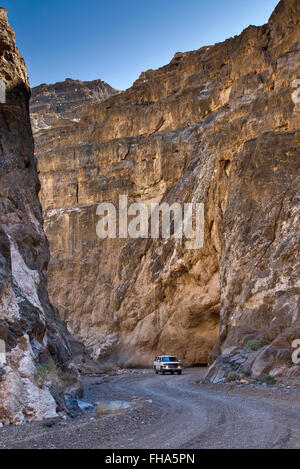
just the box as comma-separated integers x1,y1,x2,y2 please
31,78,118,132
33,0,299,374
0,7,71,424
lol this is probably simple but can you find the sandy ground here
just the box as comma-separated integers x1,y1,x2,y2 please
0,369,299,449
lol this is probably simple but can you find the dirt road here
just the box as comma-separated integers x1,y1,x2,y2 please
0,369,299,449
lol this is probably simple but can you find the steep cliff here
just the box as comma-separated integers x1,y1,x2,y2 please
34,0,299,375
0,7,71,425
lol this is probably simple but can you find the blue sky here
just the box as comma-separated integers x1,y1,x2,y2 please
2,0,279,90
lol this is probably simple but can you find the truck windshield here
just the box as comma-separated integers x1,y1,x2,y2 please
162,356,177,362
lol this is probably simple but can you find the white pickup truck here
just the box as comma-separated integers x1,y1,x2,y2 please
153,355,182,375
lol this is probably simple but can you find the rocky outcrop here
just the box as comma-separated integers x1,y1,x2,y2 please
34,0,299,374
0,7,72,425
30,78,118,132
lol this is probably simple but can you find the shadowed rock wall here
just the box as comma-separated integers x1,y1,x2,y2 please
0,7,71,424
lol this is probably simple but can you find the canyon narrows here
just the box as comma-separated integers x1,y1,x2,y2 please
31,0,300,377
0,8,75,424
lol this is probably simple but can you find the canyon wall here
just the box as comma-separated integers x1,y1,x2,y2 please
0,7,71,425
33,0,299,374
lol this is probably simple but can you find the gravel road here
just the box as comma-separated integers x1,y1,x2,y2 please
0,369,299,449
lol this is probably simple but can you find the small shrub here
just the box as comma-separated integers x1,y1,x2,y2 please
240,368,252,378
59,369,76,388
34,363,56,383
100,363,118,374
35,362,75,390
259,374,277,386
226,371,240,382
244,339,261,353
96,401,131,418
96,402,123,417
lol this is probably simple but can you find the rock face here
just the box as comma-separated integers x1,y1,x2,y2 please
30,78,118,132
0,7,71,424
34,0,299,374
